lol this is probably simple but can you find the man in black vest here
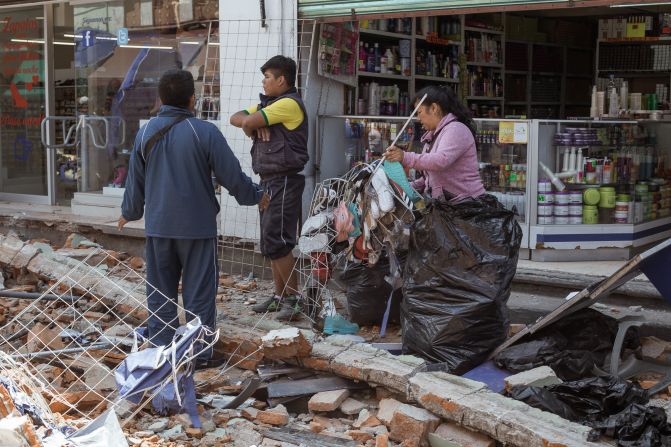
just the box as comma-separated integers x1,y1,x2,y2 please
230,56,309,321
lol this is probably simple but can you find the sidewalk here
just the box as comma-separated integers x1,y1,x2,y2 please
0,201,663,299
515,259,661,299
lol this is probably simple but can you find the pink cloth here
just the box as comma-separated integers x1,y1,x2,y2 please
404,113,485,201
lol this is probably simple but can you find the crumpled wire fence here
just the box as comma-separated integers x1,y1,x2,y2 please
0,248,211,429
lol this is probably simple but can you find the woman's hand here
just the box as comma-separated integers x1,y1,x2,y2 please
384,145,404,163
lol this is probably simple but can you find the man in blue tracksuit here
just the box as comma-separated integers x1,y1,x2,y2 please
118,69,268,364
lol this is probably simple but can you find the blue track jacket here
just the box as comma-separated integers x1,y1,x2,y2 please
122,105,261,239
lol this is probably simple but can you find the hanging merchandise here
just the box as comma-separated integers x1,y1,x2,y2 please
402,193,522,374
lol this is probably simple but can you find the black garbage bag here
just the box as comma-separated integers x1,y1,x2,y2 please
402,193,522,373
494,308,640,380
337,256,401,326
592,404,671,446
508,376,671,446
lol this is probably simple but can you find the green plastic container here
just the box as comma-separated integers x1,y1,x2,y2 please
583,188,601,206
598,186,616,208
617,194,631,202
583,205,598,224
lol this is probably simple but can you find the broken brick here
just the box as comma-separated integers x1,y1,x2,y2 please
242,407,259,421
256,405,289,426
377,398,402,426
308,389,350,412
345,429,373,443
261,327,312,361
0,384,17,418
375,433,389,447
128,256,145,270
354,409,381,429
388,404,440,447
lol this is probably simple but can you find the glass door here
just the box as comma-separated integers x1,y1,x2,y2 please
48,0,218,205
0,7,49,202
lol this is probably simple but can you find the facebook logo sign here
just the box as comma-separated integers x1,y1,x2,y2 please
117,28,129,45
81,30,95,47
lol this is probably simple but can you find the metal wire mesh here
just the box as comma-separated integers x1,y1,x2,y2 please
0,248,199,426
215,18,316,281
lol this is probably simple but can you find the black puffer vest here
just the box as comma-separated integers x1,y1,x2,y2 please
250,88,309,179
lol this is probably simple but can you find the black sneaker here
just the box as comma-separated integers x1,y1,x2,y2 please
276,296,302,321
252,294,282,313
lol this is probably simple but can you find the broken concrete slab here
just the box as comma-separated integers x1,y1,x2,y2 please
641,336,671,359
503,366,562,392
262,327,312,361
429,422,495,447
309,389,350,412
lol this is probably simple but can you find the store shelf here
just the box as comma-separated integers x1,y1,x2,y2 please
464,26,503,35
358,72,409,81
506,101,528,105
565,102,591,106
566,73,594,79
359,28,411,40
466,61,503,68
414,34,461,46
467,96,504,101
414,74,459,83
532,71,563,76
531,101,561,105
505,70,528,75
598,37,671,44
596,70,671,76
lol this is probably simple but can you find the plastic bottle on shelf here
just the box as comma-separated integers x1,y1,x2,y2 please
366,44,375,73
374,43,381,73
358,42,366,71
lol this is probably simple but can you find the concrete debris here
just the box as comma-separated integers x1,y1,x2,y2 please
309,389,350,412
641,336,671,359
261,327,312,361
503,366,562,391
353,409,381,429
428,422,495,447
256,404,290,426
340,398,366,415
0,415,41,447
388,403,440,447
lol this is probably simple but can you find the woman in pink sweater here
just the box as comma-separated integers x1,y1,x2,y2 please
385,85,485,201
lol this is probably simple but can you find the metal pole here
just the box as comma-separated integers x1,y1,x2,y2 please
10,342,113,360
0,291,78,302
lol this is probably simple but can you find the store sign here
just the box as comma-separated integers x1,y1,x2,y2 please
498,121,528,144
74,5,124,32
117,27,128,45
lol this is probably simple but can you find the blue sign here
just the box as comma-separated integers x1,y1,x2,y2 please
117,28,129,45
81,29,95,47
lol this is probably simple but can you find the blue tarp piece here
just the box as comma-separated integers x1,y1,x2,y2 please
462,360,511,394
115,319,205,427
639,238,671,304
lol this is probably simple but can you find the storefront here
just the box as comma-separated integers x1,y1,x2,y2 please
306,0,671,260
0,0,218,210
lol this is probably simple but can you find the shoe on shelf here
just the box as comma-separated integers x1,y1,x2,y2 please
252,294,282,313
276,296,303,322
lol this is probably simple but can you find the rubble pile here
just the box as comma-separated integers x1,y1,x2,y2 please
0,232,670,447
